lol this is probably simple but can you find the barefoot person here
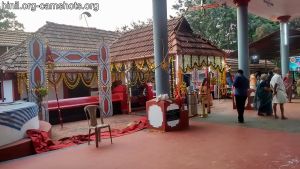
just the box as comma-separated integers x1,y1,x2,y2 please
270,67,288,120
233,69,249,123
255,74,273,116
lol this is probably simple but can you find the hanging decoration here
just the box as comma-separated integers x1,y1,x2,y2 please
17,73,28,96
18,72,98,92
47,72,97,90
46,45,63,128
175,66,187,97
111,58,155,87
169,56,176,98
182,55,225,73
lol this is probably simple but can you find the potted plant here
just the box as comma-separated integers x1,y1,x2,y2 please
32,84,48,120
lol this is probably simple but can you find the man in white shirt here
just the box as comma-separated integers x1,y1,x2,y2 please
270,67,288,119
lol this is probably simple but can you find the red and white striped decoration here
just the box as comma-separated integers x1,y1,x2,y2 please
97,43,113,116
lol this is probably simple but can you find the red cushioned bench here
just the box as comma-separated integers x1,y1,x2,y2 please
48,94,125,124
48,94,123,111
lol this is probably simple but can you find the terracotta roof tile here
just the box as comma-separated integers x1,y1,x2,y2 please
110,17,225,62
0,22,120,71
0,30,31,46
37,21,120,51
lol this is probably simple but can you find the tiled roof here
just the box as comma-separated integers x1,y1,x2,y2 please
37,22,120,51
0,30,31,46
0,22,120,72
111,17,225,62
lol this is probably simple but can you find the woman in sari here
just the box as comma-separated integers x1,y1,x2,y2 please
256,74,273,116
198,78,213,117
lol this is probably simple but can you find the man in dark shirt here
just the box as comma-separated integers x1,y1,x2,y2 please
233,69,250,123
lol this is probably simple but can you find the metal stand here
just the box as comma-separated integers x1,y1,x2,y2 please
51,70,63,128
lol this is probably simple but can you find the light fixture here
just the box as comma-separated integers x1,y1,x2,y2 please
251,55,259,64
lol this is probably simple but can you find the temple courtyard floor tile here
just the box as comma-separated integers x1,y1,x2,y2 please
1,99,299,169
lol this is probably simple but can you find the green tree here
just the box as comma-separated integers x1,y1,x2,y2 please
172,0,279,50
0,9,23,30
248,16,278,42
116,19,152,32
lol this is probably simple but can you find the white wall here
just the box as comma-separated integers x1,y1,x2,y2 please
2,80,13,102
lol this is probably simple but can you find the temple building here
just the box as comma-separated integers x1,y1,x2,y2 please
0,30,31,102
1,17,228,115
110,17,227,105
0,22,119,103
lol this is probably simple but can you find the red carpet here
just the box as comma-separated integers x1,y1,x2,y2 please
26,117,148,153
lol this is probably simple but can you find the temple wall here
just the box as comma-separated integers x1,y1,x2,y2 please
48,83,64,101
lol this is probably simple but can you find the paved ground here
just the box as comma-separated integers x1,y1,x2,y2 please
1,99,299,169
51,114,142,140
196,99,300,133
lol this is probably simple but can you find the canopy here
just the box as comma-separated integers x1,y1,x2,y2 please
229,29,300,59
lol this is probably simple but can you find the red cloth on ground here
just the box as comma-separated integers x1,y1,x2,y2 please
27,117,148,154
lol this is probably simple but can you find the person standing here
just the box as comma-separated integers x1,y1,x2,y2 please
283,72,293,103
267,71,274,87
255,74,273,116
226,70,233,87
270,67,288,120
297,76,300,97
255,71,262,87
233,69,249,123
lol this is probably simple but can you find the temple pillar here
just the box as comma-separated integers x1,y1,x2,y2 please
147,1,189,132
97,43,113,117
235,0,250,78
27,35,48,121
152,0,169,96
278,15,290,76
0,70,4,102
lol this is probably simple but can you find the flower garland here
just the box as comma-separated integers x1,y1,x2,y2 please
17,73,28,95
111,59,156,87
182,55,225,73
48,72,97,89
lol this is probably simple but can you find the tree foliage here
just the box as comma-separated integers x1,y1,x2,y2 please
0,9,24,30
116,0,300,50
172,0,280,50
116,19,152,32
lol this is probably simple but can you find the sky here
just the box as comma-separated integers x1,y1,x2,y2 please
9,0,179,32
